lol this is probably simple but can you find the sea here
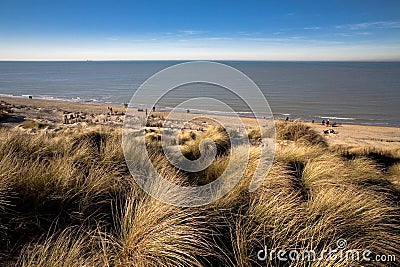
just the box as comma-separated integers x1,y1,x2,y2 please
0,61,399,126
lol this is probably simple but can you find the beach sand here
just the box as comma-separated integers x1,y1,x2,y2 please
307,122,400,149
1,96,399,150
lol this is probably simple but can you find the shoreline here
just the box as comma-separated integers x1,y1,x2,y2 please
0,94,397,127
1,95,400,149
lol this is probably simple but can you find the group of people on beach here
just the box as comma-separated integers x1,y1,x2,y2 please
321,119,337,127
285,116,337,127
63,107,125,124
63,112,90,124
321,119,338,134
284,116,338,135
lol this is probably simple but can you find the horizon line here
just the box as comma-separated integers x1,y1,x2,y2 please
1,59,400,62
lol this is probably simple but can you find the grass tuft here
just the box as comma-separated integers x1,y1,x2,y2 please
276,120,327,146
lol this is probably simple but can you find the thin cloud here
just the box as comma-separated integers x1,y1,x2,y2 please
237,36,344,45
358,32,371,35
235,31,261,36
335,32,372,37
336,21,400,30
179,30,204,35
303,27,321,30
200,37,234,41
106,37,120,41
335,33,352,37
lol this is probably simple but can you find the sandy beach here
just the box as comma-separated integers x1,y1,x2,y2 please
1,95,399,150
0,96,125,124
307,121,400,149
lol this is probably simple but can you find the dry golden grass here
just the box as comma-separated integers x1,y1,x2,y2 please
247,128,261,145
0,162,11,211
0,174,10,248
114,193,213,267
17,227,113,267
388,163,400,187
276,120,327,146
20,120,49,130
180,127,230,160
0,129,128,208
211,146,261,209
178,130,197,145
0,121,399,266
226,152,400,266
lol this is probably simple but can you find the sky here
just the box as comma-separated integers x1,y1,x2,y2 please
0,0,400,60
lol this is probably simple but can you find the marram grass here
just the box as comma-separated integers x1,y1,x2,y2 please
0,122,398,266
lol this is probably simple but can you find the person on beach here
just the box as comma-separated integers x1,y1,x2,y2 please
322,119,325,125
107,107,113,115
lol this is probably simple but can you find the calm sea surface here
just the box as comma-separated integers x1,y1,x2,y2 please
0,61,399,126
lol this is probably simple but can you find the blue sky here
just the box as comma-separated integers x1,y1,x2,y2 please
0,0,400,60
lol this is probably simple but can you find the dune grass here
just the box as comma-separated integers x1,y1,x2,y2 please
17,227,113,267
180,126,230,160
0,121,399,266
276,120,327,146
20,120,49,130
114,192,213,267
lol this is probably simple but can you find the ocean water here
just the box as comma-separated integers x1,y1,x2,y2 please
0,61,399,126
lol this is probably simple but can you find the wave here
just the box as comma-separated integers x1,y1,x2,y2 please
319,116,356,121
